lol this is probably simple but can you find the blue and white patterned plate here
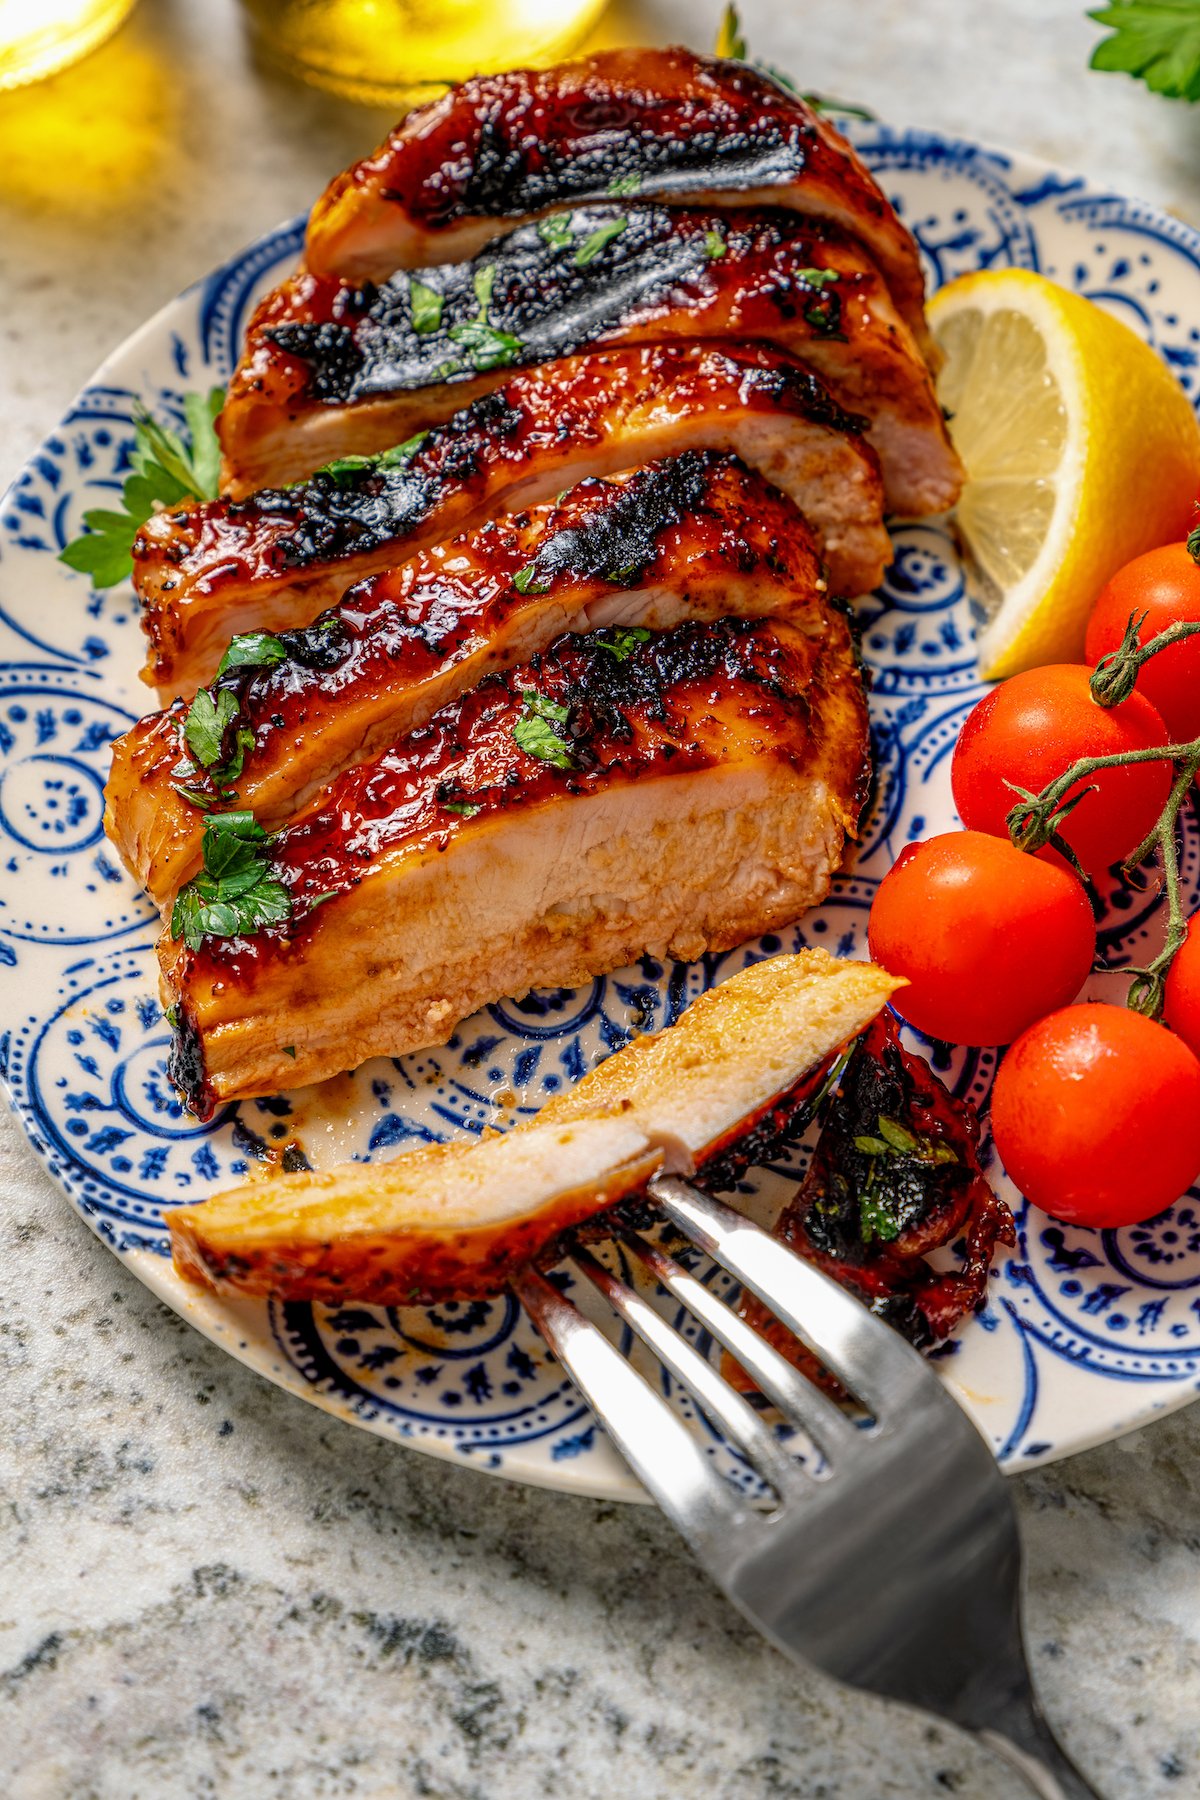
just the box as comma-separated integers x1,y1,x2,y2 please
4,123,1200,1501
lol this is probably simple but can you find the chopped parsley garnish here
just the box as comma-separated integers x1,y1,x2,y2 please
312,431,429,484
606,173,642,197
442,799,482,817
714,2,747,58
446,263,523,372
853,1110,959,1240
537,216,575,251
512,690,576,769
597,626,651,660
795,268,843,336
409,277,443,334
573,216,628,266
513,562,552,596
704,229,727,260
217,631,288,677
797,267,840,289
1089,2,1200,102
170,811,291,952
59,387,224,589
282,1044,297,1058
183,687,239,768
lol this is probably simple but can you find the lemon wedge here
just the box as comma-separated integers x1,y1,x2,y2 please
928,268,1200,680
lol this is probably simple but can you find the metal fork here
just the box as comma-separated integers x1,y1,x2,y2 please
512,1173,1101,1800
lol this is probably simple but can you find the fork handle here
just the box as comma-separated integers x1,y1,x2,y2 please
977,1704,1102,1800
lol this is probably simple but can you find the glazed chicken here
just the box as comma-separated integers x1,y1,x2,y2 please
222,205,960,515
303,47,935,367
136,343,889,698
168,951,902,1303
161,613,869,1116
108,454,830,906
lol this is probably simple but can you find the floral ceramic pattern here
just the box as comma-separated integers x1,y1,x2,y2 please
2,125,1199,1500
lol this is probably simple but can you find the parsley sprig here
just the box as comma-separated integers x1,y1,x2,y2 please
444,265,523,373
171,811,291,952
1089,1,1200,100
59,388,224,588
512,691,576,769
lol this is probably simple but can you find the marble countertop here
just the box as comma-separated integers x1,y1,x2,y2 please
3,1,1200,1794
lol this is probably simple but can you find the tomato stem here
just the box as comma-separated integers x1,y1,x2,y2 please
1005,739,1200,1018
1090,611,1200,708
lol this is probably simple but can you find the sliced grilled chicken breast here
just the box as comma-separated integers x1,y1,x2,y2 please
169,949,902,1303
135,344,888,699
223,206,959,515
303,47,935,366
162,615,869,1118
109,454,828,906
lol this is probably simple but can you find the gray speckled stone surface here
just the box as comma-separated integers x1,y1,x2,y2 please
2,2,1200,1794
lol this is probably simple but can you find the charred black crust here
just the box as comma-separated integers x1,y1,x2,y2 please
399,61,820,227
266,205,859,406
167,1001,214,1123
522,449,715,590
230,392,526,571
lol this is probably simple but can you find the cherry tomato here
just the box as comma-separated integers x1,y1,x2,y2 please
951,664,1170,877
1164,915,1200,1061
1085,543,1200,742
991,1004,1200,1227
867,831,1095,1046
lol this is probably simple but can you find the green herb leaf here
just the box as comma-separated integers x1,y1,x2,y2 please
877,1116,919,1154
442,799,482,817
170,811,291,952
447,319,523,370
853,1135,890,1157
1089,2,1200,102
537,215,575,251
183,687,239,768
512,689,576,768
796,267,840,289
473,263,498,315
859,1192,902,1244
800,89,877,119
714,2,747,58
59,387,225,589
605,173,642,197
597,626,651,660
704,229,727,260
573,216,628,266
409,277,443,333
312,431,429,484
282,1044,297,1058
513,562,553,595
217,631,289,676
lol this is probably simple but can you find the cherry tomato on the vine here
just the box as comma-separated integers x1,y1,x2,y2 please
1164,915,1200,1061
1085,543,1200,742
951,664,1170,877
991,1004,1200,1228
867,831,1095,1046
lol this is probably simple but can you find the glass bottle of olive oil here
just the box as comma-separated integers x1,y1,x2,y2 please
241,0,611,107
0,0,137,90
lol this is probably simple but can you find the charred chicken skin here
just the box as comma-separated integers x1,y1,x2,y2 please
303,47,935,367
108,453,830,907
168,951,901,1304
222,205,960,516
731,1013,1016,1385
162,613,870,1118
135,343,888,698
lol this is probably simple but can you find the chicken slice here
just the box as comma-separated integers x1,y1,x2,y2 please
135,343,888,699
168,949,902,1304
161,614,869,1118
303,47,935,367
108,453,828,907
223,206,960,516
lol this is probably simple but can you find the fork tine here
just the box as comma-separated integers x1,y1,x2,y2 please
512,1265,757,1553
621,1230,860,1464
570,1243,805,1500
649,1174,930,1418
